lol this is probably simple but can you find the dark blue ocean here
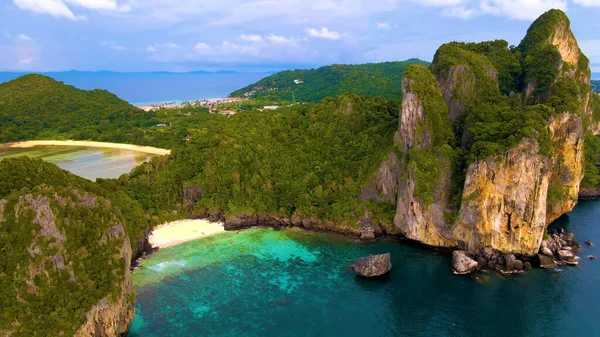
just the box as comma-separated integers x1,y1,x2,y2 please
0,72,267,104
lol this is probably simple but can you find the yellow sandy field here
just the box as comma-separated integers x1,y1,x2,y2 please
5,140,170,156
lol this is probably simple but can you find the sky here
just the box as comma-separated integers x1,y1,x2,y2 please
1,0,600,73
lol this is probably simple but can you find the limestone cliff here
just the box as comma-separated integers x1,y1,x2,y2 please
0,185,135,336
393,64,457,248
454,139,551,254
387,9,594,255
546,113,584,223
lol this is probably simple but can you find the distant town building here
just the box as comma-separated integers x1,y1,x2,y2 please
220,110,237,116
294,79,304,84
263,106,280,110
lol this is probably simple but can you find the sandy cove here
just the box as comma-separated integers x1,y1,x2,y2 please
149,219,225,248
4,140,171,156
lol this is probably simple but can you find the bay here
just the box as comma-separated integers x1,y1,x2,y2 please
129,201,600,337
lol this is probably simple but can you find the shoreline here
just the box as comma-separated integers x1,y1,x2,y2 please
3,140,171,156
149,219,225,248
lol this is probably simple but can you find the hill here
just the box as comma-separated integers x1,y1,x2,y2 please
229,59,429,102
0,157,151,336
0,74,151,143
0,74,212,148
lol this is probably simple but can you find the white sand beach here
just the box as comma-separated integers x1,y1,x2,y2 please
149,219,225,248
5,140,171,156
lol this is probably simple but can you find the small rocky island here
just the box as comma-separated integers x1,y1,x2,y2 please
350,253,392,277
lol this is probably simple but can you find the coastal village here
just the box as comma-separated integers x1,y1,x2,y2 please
136,96,283,116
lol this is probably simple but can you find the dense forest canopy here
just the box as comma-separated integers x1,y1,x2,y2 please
120,94,400,228
229,59,429,102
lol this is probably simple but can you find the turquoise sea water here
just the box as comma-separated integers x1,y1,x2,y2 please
0,145,156,180
129,202,600,337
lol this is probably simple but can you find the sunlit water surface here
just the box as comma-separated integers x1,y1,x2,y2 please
129,201,600,337
0,145,156,180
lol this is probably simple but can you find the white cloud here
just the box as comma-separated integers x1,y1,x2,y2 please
64,0,130,11
146,46,157,52
240,34,263,42
307,27,341,40
13,0,130,20
194,42,211,50
18,34,33,42
376,22,391,30
13,0,79,20
442,6,477,19
20,58,33,64
5,33,34,43
268,34,298,45
573,0,600,6
416,0,465,5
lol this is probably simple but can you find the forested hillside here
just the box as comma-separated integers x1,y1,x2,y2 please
120,94,400,229
229,59,429,102
0,157,150,336
0,74,207,148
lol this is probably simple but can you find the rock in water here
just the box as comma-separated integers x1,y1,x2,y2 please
538,254,557,269
584,240,593,246
540,246,554,257
350,253,392,277
452,251,478,275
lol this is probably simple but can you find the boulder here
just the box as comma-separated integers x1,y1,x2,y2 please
538,254,557,269
589,255,596,260
452,251,479,275
359,228,375,241
524,261,532,270
349,253,392,277
557,249,575,261
505,254,517,270
482,247,494,259
584,240,593,246
540,246,554,257
514,260,524,271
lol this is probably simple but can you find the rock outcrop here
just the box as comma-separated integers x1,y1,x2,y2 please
0,186,135,336
546,113,584,223
387,9,594,258
454,139,552,254
349,253,392,277
451,251,478,275
393,64,457,248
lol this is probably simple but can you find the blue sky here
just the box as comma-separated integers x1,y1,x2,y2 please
1,0,600,73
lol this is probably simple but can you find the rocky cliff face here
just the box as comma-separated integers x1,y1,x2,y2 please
546,113,584,223
393,64,457,248
454,140,552,254
0,186,135,336
75,234,134,337
386,9,593,256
